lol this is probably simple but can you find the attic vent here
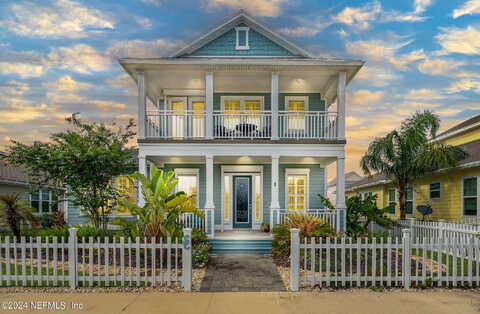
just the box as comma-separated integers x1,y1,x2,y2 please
235,27,250,50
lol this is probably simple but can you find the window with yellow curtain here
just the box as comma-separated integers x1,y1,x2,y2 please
115,176,136,214
224,100,241,129
287,98,306,130
287,174,307,211
190,100,205,137
171,99,186,138
245,100,262,126
177,174,198,207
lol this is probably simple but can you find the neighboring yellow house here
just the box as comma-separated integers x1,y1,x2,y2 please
346,115,480,221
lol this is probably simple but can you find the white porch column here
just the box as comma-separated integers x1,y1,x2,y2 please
137,71,146,139
271,72,279,140
337,71,346,139
205,72,214,139
205,155,215,209
138,156,147,207
336,156,346,232
270,155,281,227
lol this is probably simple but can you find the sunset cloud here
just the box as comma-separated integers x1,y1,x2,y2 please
0,0,114,39
452,0,480,18
47,44,111,74
204,0,290,17
436,25,480,55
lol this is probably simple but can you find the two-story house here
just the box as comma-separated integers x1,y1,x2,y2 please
118,11,363,237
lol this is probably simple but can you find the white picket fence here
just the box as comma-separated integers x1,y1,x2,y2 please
0,228,193,291
368,219,480,242
290,228,480,291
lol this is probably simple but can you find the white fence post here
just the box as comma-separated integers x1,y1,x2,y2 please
438,219,445,241
290,228,300,292
182,228,192,292
68,228,78,289
402,229,411,289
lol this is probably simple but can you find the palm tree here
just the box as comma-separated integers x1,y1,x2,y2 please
0,193,38,241
112,164,203,240
360,111,468,219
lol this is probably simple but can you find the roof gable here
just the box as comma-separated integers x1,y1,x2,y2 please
171,11,312,58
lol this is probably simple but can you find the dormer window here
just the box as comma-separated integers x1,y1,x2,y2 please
235,27,250,50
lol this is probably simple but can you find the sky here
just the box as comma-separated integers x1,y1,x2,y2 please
0,0,479,179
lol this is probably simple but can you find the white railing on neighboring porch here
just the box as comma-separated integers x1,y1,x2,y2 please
213,110,272,139
146,110,206,138
271,209,337,230
180,208,215,237
145,110,339,140
278,111,337,139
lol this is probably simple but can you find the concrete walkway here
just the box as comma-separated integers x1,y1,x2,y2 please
1,290,479,314
200,254,286,292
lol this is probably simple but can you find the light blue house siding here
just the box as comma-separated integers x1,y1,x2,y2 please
213,93,325,111
67,201,88,225
185,24,296,57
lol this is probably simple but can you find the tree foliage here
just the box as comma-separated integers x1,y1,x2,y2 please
2,114,136,229
111,164,203,240
0,193,38,241
360,111,467,219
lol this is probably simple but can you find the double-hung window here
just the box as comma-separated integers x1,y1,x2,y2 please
429,182,441,200
30,189,58,214
168,96,205,138
463,177,479,216
175,169,199,207
406,185,414,215
388,188,396,214
286,169,309,211
284,96,308,132
221,96,264,131
114,176,136,214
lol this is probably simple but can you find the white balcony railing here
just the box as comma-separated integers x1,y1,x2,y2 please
145,110,338,140
213,110,272,139
279,111,337,139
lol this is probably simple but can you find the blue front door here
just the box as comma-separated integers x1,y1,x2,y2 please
233,176,252,229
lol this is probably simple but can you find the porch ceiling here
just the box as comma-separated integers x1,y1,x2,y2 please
148,155,336,167
120,59,363,106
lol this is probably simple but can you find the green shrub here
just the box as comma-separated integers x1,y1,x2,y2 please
192,243,210,267
76,224,116,239
191,228,208,246
35,226,70,239
40,213,54,228
272,222,335,258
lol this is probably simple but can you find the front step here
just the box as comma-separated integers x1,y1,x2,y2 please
209,239,272,254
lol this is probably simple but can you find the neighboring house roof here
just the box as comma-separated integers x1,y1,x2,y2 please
170,10,312,59
0,159,31,186
346,139,480,192
328,171,362,188
434,114,480,142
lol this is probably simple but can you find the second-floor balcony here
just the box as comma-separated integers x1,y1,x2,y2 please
145,110,338,140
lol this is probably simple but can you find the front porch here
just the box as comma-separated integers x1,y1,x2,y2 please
138,149,347,238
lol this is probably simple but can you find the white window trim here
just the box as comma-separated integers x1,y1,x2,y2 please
406,184,414,217
220,95,264,111
174,168,200,207
462,175,480,217
429,181,442,200
285,96,309,111
235,27,250,50
388,188,396,216
285,168,310,210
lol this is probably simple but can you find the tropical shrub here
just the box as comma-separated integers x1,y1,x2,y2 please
40,213,54,228
51,211,67,227
192,243,210,267
192,228,208,246
112,164,203,240
0,193,38,241
285,214,326,238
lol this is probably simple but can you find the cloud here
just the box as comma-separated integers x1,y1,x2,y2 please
203,0,290,17
134,16,153,29
140,0,163,6
44,76,91,93
0,81,29,96
452,0,480,18
348,90,385,105
332,1,431,31
0,62,46,78
354,65,401,86
435,25,480,55
108,39,183,58
47,44,111,74
446,79,480,94
88,100,126,111
0,0,114,39
0,101,50,123
346,39,425,70
405,89,443,100
417,58,463,75
278,19,330,37
106,74,137,95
